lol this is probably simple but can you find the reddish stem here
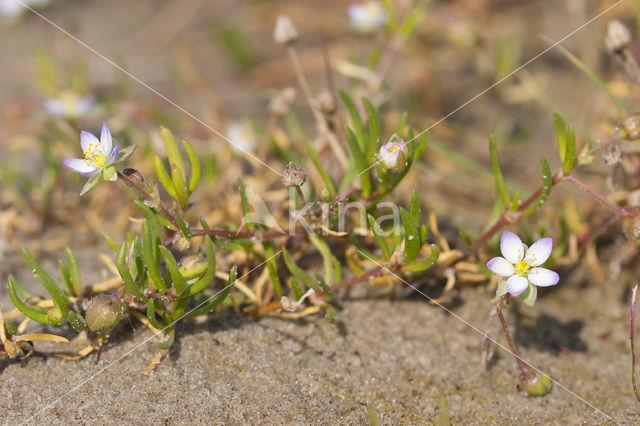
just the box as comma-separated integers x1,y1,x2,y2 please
631,285,640,403
475,173,563,250
587,131,622,156
496,300,529,374
190,228,289,239
564,174,626,217
331,267,385,291
117,171,180,231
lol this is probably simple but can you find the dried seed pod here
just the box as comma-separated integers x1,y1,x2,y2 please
622,207,640,244
282,162,307,187
605,19,631,53
620,113,640,141
273,15,298,46
280,296,298,312
314,90,336,114
602,142,621,165
268,87,296,118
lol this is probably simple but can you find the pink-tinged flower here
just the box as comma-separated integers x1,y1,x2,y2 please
43,92,95,119
486,231,559,306
348,1,388,33
377,134,407,171
64,123,119,177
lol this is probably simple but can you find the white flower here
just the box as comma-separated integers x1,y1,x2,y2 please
227,121,256,154
0,0,50,19
43,92,95,119
486,231,559,306
64,122,119,177
377,134,407,171
348,1,388,33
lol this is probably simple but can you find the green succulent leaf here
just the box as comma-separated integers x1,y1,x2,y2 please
159,246,186,294
524,156,552,217
8,275,49,324
345,127,372,197
367,214,392,261
186,265,237,318
404,245,440,273
117,241,146,300
183,140,201,194
283,248,317,289
67,311,87,332
489,135,510,207
22,248,68,318
339,90,366,152
400,207,421,262
307,141,336,198
154,156,177,199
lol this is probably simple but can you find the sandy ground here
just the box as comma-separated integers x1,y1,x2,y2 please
1,280,639,424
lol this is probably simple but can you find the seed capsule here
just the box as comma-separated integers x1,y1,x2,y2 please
621,113,640,141
85,295,120,332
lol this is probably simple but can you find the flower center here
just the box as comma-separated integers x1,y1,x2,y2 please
514,261,530,276
84,144,107,167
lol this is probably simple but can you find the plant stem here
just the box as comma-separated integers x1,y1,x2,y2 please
117,170,180,231
286,45,349,168
564,174,626,217
331,267,385,291
475,131,623,250
190,228,289,239
630,285,640,402
496,298,529,374
475,172,563,250
587,131,622,156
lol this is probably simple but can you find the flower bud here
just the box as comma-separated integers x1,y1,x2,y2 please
377,134,407,171
179,255,208,278
85,295,120,332
620,112,640,141
282,162,307,187
605,19,631,53
518,368,552,396
273,15,298,46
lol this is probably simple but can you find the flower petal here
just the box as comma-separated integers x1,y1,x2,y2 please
80,130,99,153
528,268,559,287
100,122,113,155
43,99,65,117
500,231,524,264
525,237,553,266
486,257,514,277
506,275,529,296
64,158,99,177
106,144,120,165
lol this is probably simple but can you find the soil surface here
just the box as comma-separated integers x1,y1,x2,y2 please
1,0,640,424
